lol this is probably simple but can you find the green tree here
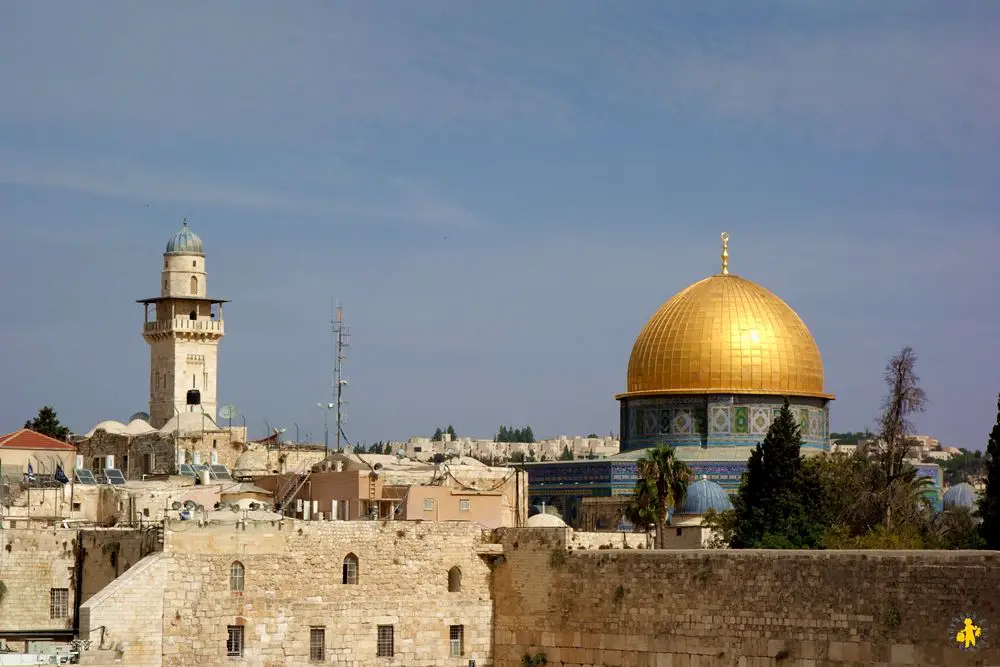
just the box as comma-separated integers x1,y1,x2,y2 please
625,444,691,549
587,433,599,439
25,406,70,441
558,446,574,461
432,428,444,441
446,425,457,439
939,449,986,486
731,401,826,548
979,394,1000,549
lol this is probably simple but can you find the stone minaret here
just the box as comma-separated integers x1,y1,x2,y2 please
138,221,228,429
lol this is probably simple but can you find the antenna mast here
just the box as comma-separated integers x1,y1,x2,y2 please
332,302,350,452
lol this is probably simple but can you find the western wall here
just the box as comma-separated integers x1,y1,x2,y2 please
493,528,1000,667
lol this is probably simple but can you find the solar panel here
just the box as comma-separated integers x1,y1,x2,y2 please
192,464,209,473
209,464,233,481
74,468,97,485
178,463,196,477
104,468,127,486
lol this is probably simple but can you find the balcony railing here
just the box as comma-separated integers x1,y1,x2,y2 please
143,318,225,334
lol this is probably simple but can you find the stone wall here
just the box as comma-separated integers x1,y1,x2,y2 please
79,520,495,667
567,529,649,551
79,527,162,603
79,553,168,667
0,528,77,632
492,528,1000,667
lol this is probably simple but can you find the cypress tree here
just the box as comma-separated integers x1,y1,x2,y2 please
731,401,818,548
979,394,1000,549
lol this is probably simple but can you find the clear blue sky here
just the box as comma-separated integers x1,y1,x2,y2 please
1,1,998,449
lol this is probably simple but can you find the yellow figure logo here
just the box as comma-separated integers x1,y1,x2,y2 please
956,618,982,649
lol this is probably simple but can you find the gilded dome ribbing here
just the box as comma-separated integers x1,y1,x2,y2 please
621,271,832,399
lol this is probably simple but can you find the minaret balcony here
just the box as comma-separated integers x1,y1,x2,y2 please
143,318,225,336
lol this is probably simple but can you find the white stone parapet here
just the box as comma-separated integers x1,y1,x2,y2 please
143,318,225,335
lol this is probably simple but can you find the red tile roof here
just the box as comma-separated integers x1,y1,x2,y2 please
0,429,76,452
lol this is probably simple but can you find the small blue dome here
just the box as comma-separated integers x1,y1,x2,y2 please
680,476,733,514
943,482,978,510
165,221,204,255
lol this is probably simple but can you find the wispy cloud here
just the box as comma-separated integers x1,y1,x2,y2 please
0,154,486,231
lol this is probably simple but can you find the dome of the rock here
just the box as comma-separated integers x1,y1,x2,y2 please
622,273,830,399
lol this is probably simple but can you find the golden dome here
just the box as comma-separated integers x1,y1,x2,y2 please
619,268,833,400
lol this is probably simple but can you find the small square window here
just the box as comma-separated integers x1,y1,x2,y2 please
459,499,471,512
423,498,434,511
449,625,464,657
49,588,69,619
676,527,682,537
309,627,325,662
227,625,244,658
377,625,394,657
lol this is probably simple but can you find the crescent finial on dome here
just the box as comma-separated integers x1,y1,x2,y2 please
720,232,730,275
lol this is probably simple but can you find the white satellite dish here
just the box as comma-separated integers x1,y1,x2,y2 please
219,405,239,420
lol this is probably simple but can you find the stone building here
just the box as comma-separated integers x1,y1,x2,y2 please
78,520,496,666
76,413,247,481
253,451,529,528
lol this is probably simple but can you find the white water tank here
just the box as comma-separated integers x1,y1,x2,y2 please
210,451,219,465
312,500,319,518
330,500,339,520
296,498,303,513
75,455,84,469
334,461,344,472
303,503,311,521
105,455,115,470
193,452,202,465
176,449,185,466
199,469,211,486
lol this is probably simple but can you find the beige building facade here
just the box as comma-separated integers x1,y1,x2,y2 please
78,521,495,667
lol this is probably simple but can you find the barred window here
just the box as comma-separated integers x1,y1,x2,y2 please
449,625,464,657
49,588,69,619
459,498,471,512
342,553,358,585
309,627,325,662
230,561,245,593
423,498,434,511
376,625,394,657
227,625,244,658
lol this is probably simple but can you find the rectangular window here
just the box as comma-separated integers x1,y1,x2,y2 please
459,499,471,512
376,625,394,657
449,625,464,657
675,527,683,537
309,627,325,662
49,588,69,619
227,626,244,658
423,498,434,511
143,453,154,475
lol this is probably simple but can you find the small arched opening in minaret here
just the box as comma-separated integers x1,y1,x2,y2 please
190,275,199,295
189,311,197,320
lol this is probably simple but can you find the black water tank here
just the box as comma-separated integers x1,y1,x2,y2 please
186,389,201,406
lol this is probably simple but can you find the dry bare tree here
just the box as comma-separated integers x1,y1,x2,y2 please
872,346,928,528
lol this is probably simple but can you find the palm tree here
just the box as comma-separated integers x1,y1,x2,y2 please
625,444,692,548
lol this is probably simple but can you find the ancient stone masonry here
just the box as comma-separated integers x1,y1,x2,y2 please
492,528,1000,667
0,529,77,632
80,520,495,667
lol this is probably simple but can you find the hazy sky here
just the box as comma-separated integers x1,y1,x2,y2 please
1,1,998,449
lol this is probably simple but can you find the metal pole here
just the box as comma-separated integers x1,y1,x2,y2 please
324,410,329,458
